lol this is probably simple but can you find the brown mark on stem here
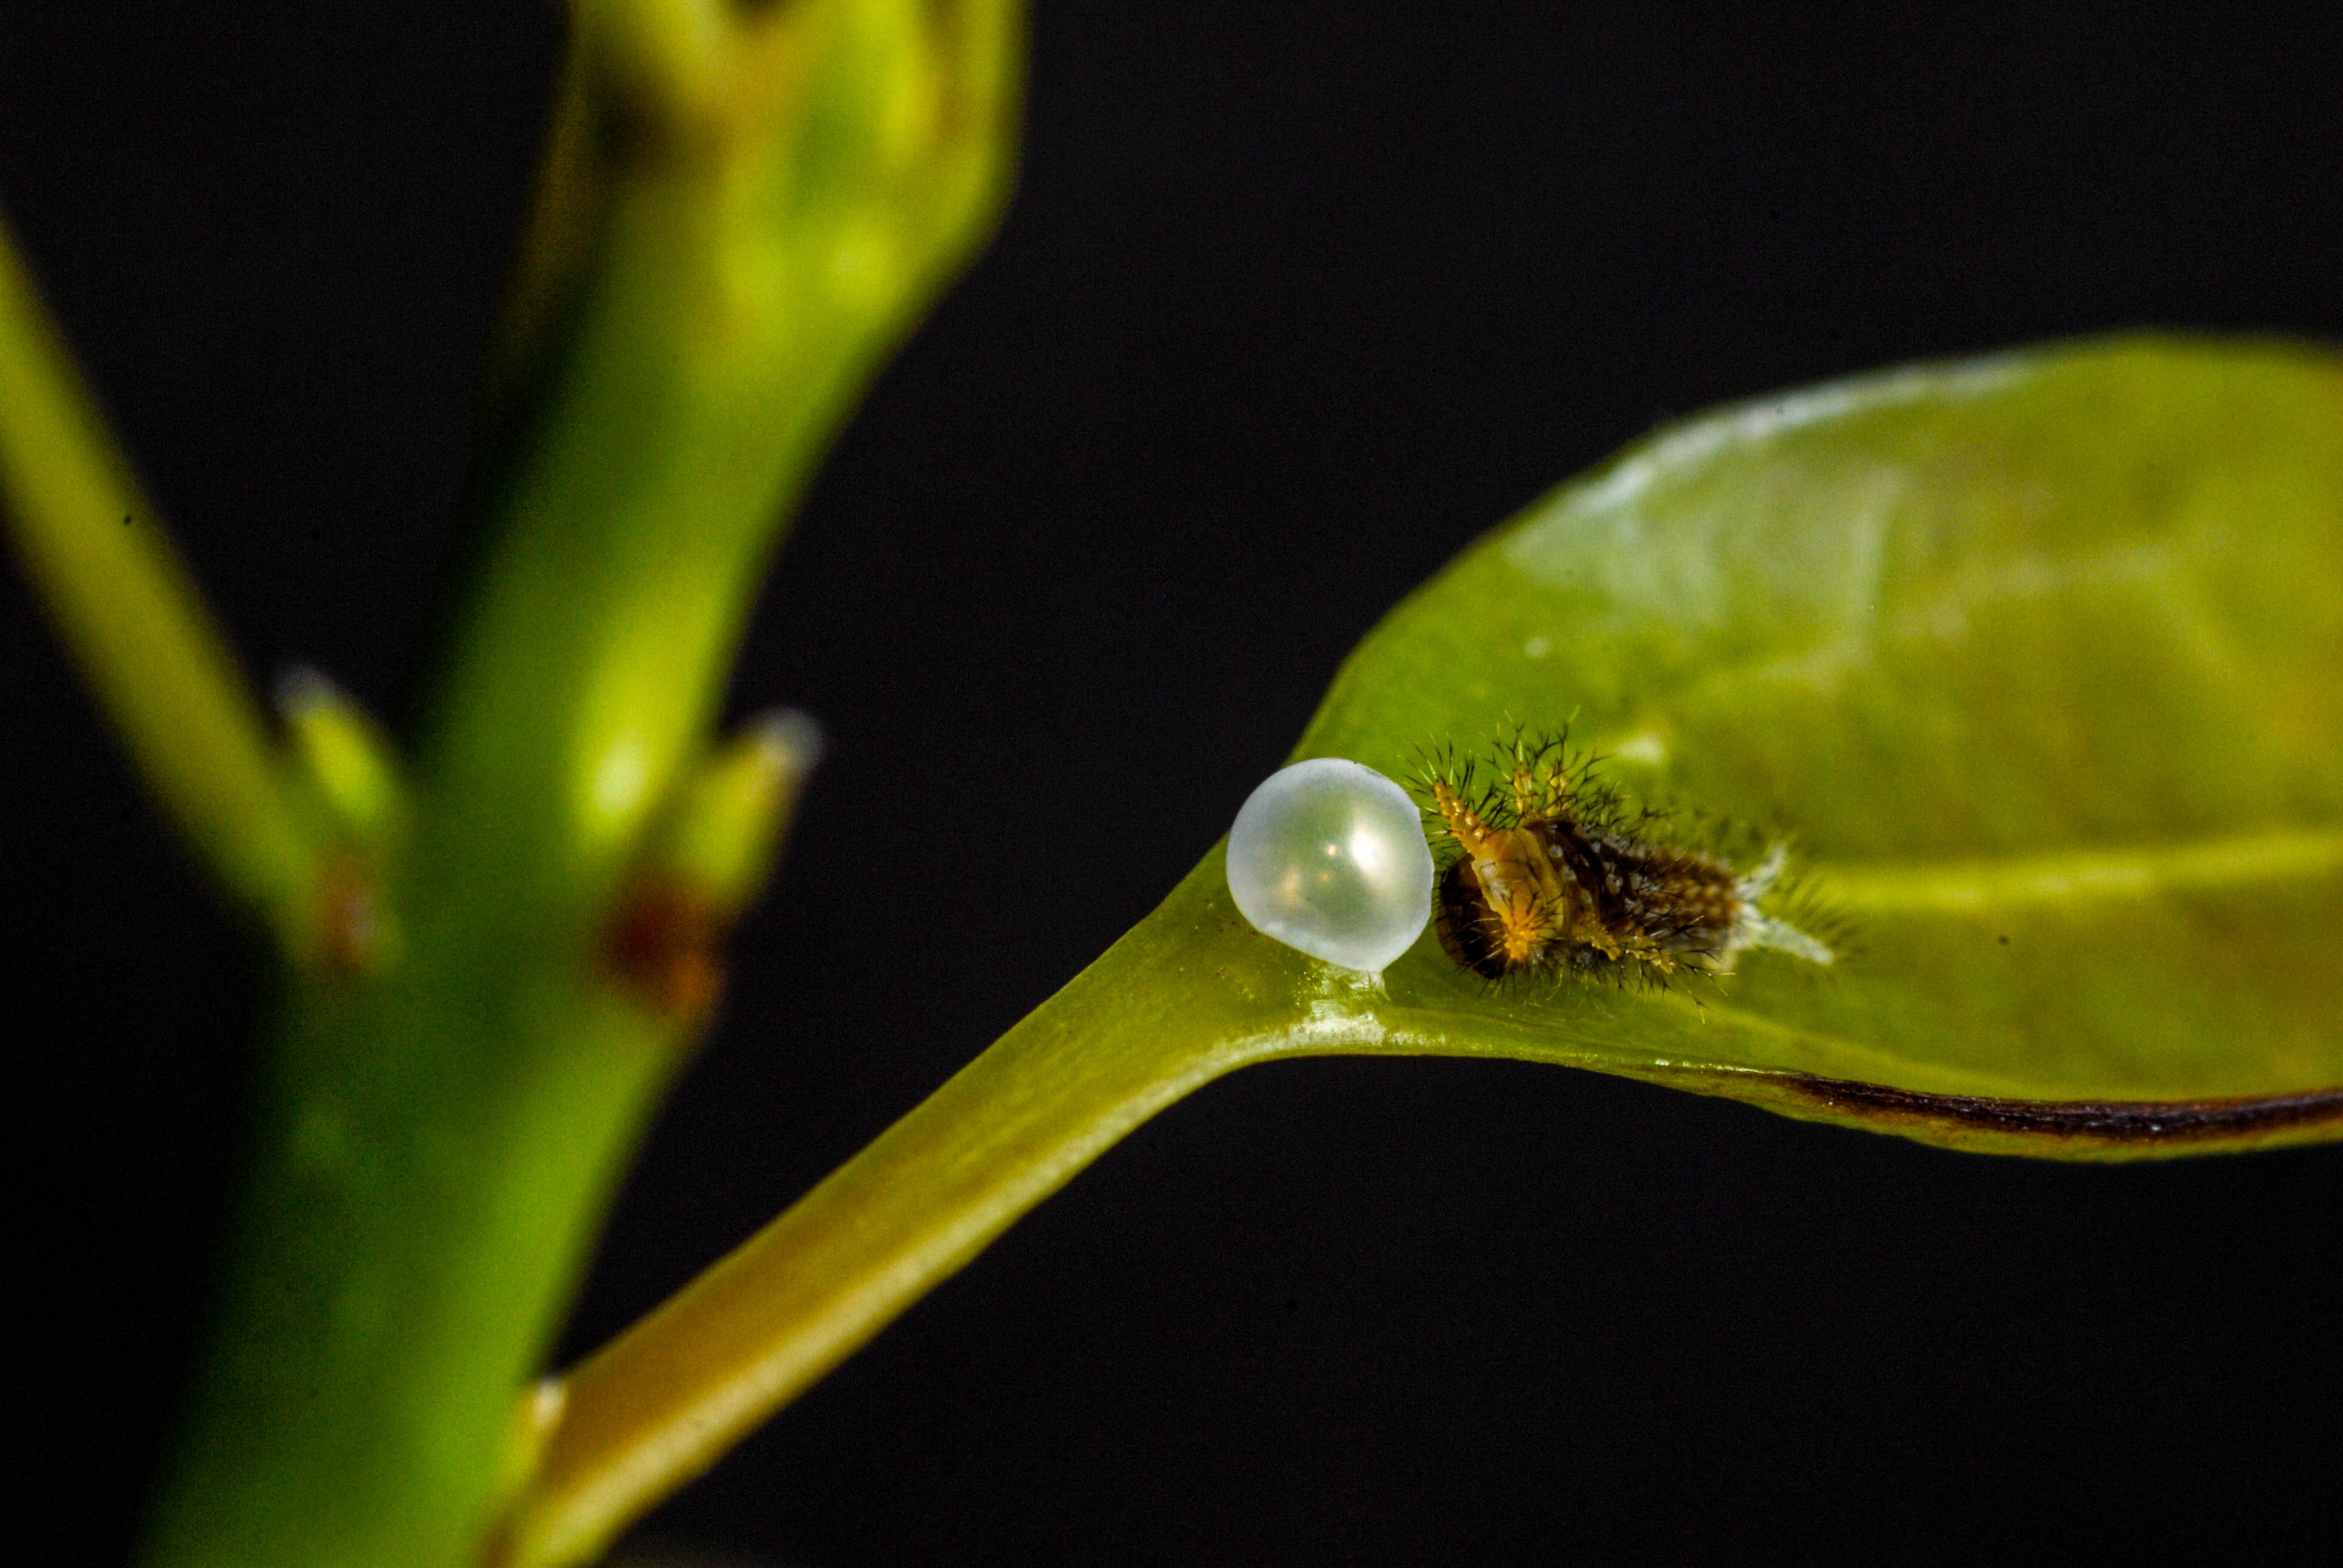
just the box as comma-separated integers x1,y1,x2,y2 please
316,852,382,978
601,878,726,1024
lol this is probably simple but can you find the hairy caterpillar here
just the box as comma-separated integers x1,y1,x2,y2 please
1417,732,1834,983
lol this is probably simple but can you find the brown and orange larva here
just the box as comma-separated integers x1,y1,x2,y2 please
1417,731,1834,984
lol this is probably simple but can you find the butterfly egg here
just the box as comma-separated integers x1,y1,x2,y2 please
1226,758,1434,973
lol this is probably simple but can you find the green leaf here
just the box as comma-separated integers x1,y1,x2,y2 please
1299,332,2343,1152
516,333,2343,1563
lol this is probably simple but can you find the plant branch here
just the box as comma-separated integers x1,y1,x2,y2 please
130,4,1023,1566
497,860,1288,1568
0,217,321,941
420,0,1024,924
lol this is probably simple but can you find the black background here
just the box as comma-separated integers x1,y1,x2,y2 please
7,3,2342,1563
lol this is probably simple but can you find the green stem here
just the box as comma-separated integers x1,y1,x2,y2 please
122,3,1021,1564
145,967,690,1568
499,861,1295,1568
0,218,320,939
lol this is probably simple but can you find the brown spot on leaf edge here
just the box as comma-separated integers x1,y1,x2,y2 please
1778,1073,2343,1149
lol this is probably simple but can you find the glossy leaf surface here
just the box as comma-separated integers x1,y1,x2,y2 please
523,335,2343,1564
1295,333,2343,1152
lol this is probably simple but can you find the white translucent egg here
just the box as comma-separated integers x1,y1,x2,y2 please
1225,757,1434,973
